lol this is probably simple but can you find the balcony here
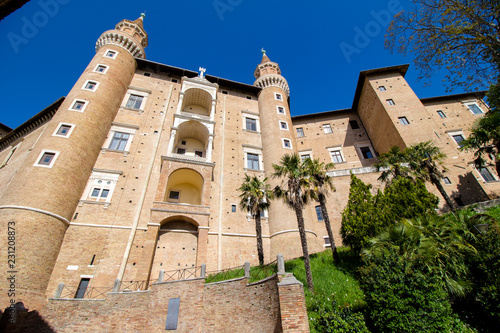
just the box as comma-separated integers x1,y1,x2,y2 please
179,111,211,122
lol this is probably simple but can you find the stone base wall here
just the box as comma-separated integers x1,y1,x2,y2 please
2,274,309,332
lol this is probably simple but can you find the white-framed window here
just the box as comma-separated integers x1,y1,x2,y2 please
315,205,324,222
356,144,375,159
90,188,110,199
328,147,345,164
82,170,121,205
275,93,283,101
246,117,258,131
386,99,395,106
378,86,386,91
282,138,292,149
447,131,465,147
464,102,484,115
122,88,149,111
299,150,312,161
69,99,88,112
478,167,496,182
279,121,289,130
34,149,59,168
52,123,75,138
277,106,285,115
243,146,264,171
126,94,144,110
1,142,21,168
398,116,410,125
323,236,331,248
82,80,99,92
443,177,452,185
103,124,138,153
323,124,333,134
94,64,108,74
296,127,305,137
247,153,260,170
104,49,118,59
437,110,446,118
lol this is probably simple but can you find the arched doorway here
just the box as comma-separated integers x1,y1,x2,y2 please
150,217,199,279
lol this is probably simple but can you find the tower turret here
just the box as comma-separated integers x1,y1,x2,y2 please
0,15,147,310
254,51,312,261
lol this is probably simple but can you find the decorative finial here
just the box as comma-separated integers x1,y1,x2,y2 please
261,48,266,55
199,67,206,78
140,12,146,19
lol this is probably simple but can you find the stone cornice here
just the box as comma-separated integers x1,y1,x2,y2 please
0,97,64,152
96,31,146,59
253,74,290,97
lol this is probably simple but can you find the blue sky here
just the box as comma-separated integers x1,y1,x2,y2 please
0,0,466,129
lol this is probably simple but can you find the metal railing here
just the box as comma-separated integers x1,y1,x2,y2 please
160,265,203,282
205,264,246,283
58,285,113,299
248,259,277,283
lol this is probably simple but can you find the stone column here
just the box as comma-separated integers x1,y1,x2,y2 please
167,129,177,156
176,93,185,114
206,136,214,162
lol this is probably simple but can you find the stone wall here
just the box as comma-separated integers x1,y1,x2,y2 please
5,273,309,332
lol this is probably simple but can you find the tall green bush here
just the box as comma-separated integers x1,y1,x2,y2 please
358,247,470,332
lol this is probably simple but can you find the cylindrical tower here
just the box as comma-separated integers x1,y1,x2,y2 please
0,15,147,310
254,51,311,261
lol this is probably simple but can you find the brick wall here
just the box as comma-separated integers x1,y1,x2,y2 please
10,274,309,332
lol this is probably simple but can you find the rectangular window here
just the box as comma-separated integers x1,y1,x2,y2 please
95,65,107,73
398,116,410,125
378,86,386,91
466,103,484,114
195,151,203,157
349,120,359,129
331,150,344,163
277,106,285,114
437,110,446,118
169,191,180,200
90,188,109,198
323,124,333,134
56,124,72,136
83,81,98,91
300,154,311,161
360,147,373,159
324,237,331,247
246,118,257,131
387,99,395,106
443,177,452,185
275,93,283,101
105,50,117,58
126,94,144,110
75,278,90,299
38,152,55,165
282,139,292,149
176,148,186,154
315,206,324,221
280,121,288,130
296,127,304,137
109,132,130,151
247,153,259,170
231,204,237,212
479,167,495,182
452,134,465,147
70,100,87,112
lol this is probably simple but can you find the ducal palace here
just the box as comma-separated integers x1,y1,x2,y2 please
1,15,498,312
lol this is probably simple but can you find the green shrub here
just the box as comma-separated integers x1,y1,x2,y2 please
358,247,459,332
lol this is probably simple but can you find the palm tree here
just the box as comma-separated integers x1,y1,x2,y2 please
409,141,456,211
461,110,500,177
272,153,314,291
365,213,478,297
238,174,273,266
305,158,340,263
374,146,412,183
